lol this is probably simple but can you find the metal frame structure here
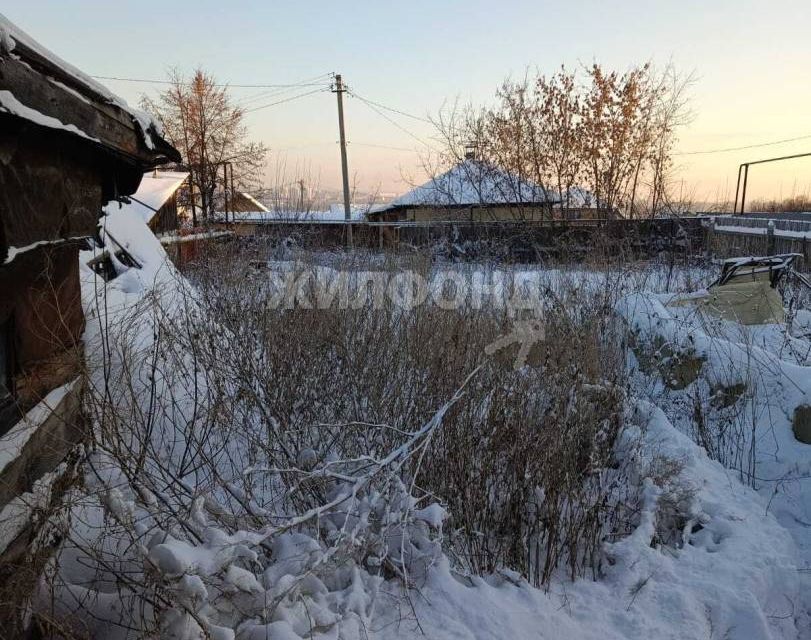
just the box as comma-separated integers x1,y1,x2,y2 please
733,152,811,214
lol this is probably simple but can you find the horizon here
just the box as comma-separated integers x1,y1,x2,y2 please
5,0,811,206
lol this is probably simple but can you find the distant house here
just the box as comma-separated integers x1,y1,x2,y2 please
230,191,270,214
367,160,559,223
0,11,178,594
555,186,616,220
107,170,189,235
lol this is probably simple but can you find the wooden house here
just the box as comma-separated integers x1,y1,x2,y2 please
367,160,559,224
0,13,179,607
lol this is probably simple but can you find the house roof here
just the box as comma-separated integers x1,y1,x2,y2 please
229,204,366,224
235,192,270,213
0,13,179,164
377,160,559,213
104,171,189,224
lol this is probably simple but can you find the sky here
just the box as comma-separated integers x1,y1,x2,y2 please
5,0,811,205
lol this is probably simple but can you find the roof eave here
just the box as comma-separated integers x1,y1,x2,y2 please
0,42,179,168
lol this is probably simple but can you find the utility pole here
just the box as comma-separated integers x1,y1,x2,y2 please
230,163,236,215
333,73,353,248
188,169,197,228
298,179,306,213
223,162,230,223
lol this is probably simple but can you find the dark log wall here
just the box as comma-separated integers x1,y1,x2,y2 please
0,118,101,254
0,34,181,631
0,124,97,434
0,243,84,432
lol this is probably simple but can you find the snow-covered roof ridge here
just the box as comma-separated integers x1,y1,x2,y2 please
0,12,167,152
239,192,270,213
384,160,559,211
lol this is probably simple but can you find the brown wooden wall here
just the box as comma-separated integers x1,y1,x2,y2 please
0,123,98,435
0,244,84,433
150,192,180,235
0,120,101,254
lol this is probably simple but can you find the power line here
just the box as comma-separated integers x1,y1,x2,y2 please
351,93,435,150
347,90,432,124
351,142,420,153
91,74,332,89
236,83,326,107
235,73,335,106
244,88,328,113
676,133,811,156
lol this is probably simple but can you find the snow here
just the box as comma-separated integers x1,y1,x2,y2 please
0,90,99,142
715,224,811,239
412,503,446,528
159,230,234,245
380,160,557,211
0,464,66,552
560,185,600,209
44,223,811,639
104,171,189,225
376,399,804,639
236,192,269,213
0,12,162,148
617,287,811,628
3,235,88,265
0,378,79,475
230,206,367,224
714,219,811,240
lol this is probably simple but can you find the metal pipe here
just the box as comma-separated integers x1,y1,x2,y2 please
733,164,743,214
741,164,749,214
732,151,811,214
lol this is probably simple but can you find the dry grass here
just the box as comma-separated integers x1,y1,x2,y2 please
176,241,639,587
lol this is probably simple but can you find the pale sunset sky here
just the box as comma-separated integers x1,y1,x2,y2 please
5,0,811,204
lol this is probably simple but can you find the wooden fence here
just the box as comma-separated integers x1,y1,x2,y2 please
706,215,811,268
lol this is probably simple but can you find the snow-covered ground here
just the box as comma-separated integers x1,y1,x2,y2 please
618,288,811,619
37,212,811,639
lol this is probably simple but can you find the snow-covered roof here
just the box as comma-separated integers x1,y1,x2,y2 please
0,13,166,153
380,160,558,212
104,171,188,224
237,192,270,213
229,204,367,224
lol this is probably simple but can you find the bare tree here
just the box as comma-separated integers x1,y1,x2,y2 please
141,69,268,225
430,63,693,219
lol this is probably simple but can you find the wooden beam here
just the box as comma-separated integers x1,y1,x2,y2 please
0,54,176,165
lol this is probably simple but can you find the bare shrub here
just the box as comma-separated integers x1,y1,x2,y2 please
29,239,708,635
178,240,641,588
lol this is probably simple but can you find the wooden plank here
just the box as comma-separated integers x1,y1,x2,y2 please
0,377,83,512
0,55,145,159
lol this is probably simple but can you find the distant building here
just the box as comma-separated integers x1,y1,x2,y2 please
230,191,270,214
368,160,559,223
225,206,364,237
554,186,616,220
